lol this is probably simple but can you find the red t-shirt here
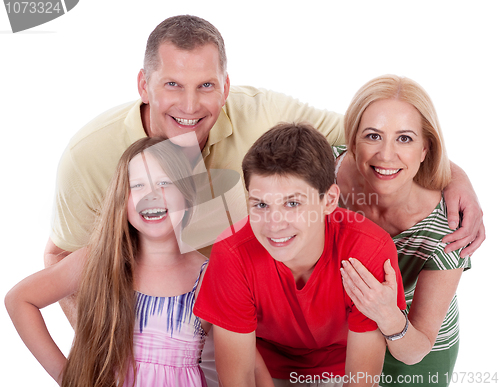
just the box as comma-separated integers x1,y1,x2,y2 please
194,208,406,379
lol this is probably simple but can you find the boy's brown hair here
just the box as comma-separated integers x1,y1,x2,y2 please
242,122,336,196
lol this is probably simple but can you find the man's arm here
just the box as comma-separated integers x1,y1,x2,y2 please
43,238,77,328
345,330,386,387
442,162,485,257
213,325,256,387
262,88,345,146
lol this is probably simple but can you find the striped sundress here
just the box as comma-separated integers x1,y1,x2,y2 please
123,261,209,386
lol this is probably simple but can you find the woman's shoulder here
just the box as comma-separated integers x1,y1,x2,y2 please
395,194,470,270
332,144,348,159
409,192,449,236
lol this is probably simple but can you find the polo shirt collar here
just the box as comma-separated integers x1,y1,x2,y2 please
124,99,148,141
202,105,232,157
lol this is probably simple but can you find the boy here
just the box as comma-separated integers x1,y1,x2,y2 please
194,123,407,386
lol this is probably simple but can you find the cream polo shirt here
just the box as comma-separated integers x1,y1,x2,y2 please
51,86,345,253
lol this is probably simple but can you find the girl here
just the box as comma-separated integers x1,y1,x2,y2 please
5,137,210,387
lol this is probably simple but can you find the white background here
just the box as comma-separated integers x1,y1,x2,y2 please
1,1,498,386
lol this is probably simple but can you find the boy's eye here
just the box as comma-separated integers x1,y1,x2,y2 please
286,201,299,208
166,82,177,87
254,202,268,209
201,82,213,88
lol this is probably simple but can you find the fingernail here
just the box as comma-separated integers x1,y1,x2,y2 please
449,221,458,229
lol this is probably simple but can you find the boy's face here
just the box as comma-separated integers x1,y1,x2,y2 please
248,174,339,273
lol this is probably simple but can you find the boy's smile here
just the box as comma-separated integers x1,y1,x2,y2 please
248,174,339,278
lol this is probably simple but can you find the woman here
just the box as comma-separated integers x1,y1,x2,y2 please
334,75,471,386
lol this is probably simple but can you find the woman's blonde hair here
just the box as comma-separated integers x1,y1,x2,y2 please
62,137,196,387
344,74,451,190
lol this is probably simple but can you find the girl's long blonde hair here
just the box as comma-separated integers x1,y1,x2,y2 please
62,137,196,387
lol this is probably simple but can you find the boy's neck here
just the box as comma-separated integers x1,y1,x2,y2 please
284,237,325,289
290,264,318,290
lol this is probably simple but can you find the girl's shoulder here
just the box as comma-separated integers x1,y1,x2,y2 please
184,250,209,269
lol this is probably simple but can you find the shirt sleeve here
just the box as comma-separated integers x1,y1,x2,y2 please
265,89,345,146
424,244,471,271
50,147,99,252
422,198,472,272
347,234,407,332
194,239,257,333
332,144,348,160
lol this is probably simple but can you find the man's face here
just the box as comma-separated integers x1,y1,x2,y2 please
248,174,338,273
138,42,230,150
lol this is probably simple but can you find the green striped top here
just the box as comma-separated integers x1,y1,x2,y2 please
332,145,471,351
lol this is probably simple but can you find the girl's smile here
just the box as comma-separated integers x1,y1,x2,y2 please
127,152,187,241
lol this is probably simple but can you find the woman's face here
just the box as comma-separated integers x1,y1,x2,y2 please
127,152,187,242
354,99,428,196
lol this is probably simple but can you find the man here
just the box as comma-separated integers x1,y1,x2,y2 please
46,15,344,325
46,14,483,331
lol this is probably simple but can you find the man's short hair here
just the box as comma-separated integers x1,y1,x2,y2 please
144,15,227,80
242,122,336,196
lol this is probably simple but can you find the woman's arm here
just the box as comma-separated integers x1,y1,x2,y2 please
341,258,463,365
345,329,386,386
443,161,485,257
4,248,86,384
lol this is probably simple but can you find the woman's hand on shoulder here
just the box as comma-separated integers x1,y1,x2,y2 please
341,258,402,329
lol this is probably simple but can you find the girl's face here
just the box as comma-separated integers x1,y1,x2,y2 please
127,151,187,242
354,99,428,196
